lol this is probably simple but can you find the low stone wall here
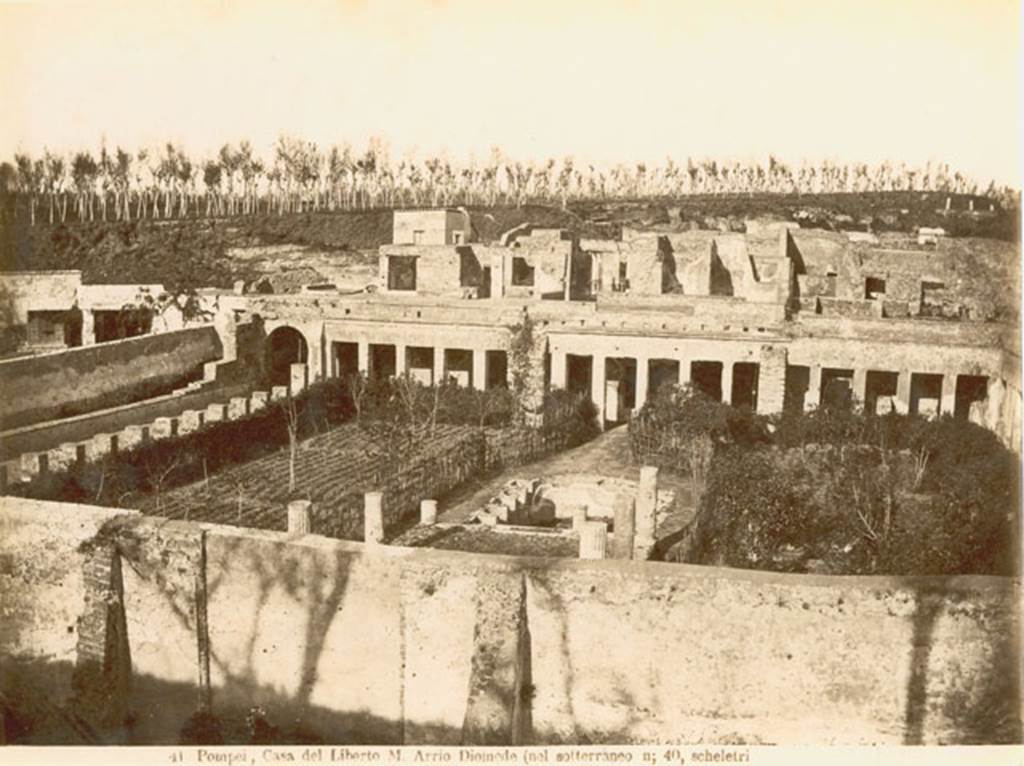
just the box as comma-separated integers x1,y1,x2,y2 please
2,384,279,487
1,497,1019,746
0,325,223,431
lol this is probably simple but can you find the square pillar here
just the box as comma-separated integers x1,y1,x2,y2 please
395,343,407,377
721,361,734,405
433,346,446,386
635,357,649,410
591,354,607,428
472,348,487,391
290,363,308,395
357,341,370,376
941,374,957,416
81,309,96,346
605,379,621,422
852,369,868,409
805,365,822,410
550,349,568,390
895,370,912,414
678,359,691,389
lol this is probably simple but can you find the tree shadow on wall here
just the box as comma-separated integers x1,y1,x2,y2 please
900,580,1022,745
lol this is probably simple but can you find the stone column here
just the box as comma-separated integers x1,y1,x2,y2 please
472,348,488,391
852,368,868,410
81,309,96,346
895,370,912,415
591,354,606,428
635,357,649,411
395,343,407,377
636,465,658,545
806,365,823,411
287,500,312,536
433,346,446,386
941,373,958,416
420,499,438,525
579,521,608,560
357,341,370,376
550,349,568,390
611,495,636,560
290,362,308,395
721,361,734,405
364,491,384,544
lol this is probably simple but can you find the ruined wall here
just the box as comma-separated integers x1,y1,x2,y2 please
2,497,1018,746
0,325,223,431
0,271,82,323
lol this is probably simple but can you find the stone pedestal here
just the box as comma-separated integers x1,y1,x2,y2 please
571,506,588,531
612,495,636,560
579,521,608,560
420,499,438,525
636,465,658,544
288,500,312,536
364,491,384,544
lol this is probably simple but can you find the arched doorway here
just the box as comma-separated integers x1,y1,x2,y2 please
266,326,308,387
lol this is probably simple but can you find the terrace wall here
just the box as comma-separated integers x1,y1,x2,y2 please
0,325,223,430
1,497,1019,746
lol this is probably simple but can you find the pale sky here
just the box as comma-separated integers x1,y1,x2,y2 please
1,0,1020,185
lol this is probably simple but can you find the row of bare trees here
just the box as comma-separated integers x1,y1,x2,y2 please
0,137,1016,226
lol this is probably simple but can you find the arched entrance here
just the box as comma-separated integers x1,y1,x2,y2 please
266,326,309,387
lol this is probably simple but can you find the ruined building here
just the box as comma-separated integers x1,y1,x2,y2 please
247,209,1020,449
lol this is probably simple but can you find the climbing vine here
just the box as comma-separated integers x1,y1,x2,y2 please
507,311,538,423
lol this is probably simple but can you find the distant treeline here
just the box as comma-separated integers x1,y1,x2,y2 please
1,137,1018,226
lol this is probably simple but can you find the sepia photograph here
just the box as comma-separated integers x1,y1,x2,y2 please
0,0,1021,762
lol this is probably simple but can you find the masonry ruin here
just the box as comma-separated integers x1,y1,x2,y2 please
0,208,1020,746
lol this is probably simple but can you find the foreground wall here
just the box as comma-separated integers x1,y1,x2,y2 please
0,325,223,430
0,498,1019,746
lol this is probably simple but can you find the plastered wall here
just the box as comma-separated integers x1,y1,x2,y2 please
1,497,1018,746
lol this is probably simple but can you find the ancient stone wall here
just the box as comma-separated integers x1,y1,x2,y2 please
1,497,1019,746
0,325,223,431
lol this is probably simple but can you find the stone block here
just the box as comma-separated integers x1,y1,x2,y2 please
579,520,608,560
19,452,42,479
271,386,289,402
178,410,203,435
119,425,145,451
205,403,227,424
151,417,173,440
87,433,115,460
47,443,79,474
227,396,248,420
249,391,269,412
